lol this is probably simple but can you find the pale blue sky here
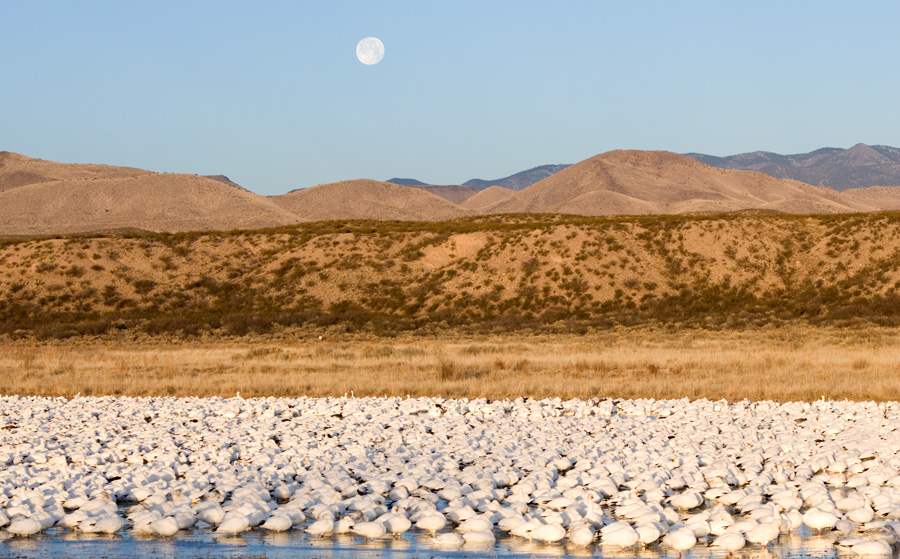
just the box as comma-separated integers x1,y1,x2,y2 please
2,1,898,195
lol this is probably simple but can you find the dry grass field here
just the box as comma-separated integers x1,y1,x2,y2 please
2,325,898,402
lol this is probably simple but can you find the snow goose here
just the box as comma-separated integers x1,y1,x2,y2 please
531,522,566,543
600,523,639,550
306,518,335,537
415,513,447,535
804,508,839,535
261,513,293,532
567,523,595,547
7,517,43,537
150,516,179,537
711,532,746,555
662,527,697,557
462,530,496,544
352,520,386,541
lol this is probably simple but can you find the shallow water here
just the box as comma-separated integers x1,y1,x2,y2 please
0,526,849,559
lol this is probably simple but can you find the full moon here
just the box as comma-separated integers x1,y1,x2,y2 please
356,37,384,65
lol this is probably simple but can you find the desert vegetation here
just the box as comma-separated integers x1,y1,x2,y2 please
2,213,900,339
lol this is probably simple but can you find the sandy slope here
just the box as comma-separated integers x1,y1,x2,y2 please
460,186,516,210
270,179,472,221
843,186,900,210
0,173,299,234
0,151,148,192
484,150,884,215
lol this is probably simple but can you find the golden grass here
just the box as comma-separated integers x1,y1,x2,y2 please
2,325,900,402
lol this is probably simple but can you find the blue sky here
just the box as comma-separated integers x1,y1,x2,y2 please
2,1,899,195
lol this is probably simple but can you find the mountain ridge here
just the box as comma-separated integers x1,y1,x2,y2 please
686,143,900,190
5,148,900,235
386,164,572,193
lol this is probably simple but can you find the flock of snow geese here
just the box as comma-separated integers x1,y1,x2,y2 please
2,394,900,556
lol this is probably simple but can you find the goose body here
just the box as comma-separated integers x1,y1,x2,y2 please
851,540,893,556
432,532,465,546
352,521,386,540
531,523,566,543
306,518,335,537
567,524,595,547
416,513,447,534
7,518,43,537
150,516,180,537
216,515,250,535
261,514,292,532
662,527,697,556
462,530,496,544
805,509,839,535
712,532,746,555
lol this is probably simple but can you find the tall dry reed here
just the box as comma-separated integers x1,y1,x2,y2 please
1,326,899,402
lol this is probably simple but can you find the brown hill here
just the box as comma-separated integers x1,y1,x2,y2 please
0,151,149,192
484,150,884,215
270,180,472,221
8,149,900,237
0,152,301,234
460,185,516,210
843,186,900,210
412,184,478,204
0,172,299,235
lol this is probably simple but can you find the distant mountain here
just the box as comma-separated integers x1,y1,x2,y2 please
387,164,571,193
203,174,246,190
386,178,429,186
686,144,900,191
463,164,571,191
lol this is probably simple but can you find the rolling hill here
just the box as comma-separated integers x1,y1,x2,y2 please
409,184,478,204
0,152,297,234
460,186,516,210
270,179,472,222
5,148,900,235
483,150,883,216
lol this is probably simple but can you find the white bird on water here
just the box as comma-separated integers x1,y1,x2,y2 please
6,392,900,559
7,517,43,537
416,513,446,535
804,509,839,535
567,523,595,548
352,521,386,541
662,527,697,557
712,532,746,555
216,514,250,535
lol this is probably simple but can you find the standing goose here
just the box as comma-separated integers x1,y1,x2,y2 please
662,527,697,557
804,509,839,535
711,532,746,555
352,520,386,541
